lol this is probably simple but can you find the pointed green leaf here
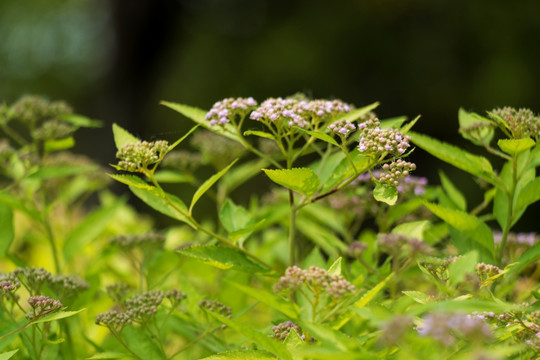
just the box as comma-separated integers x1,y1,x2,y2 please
31,308,85,324
219,199,253,233
108,174,152,189
380,116,406,129
263,168,320,197
112,123,138,150
373,183,398,205
295,128,339,146
206,312,292,360
178,245,271,273
284,328,304,354
423,202,494,262
320,152,370,193
498,138,535,156
153,170,195,184
122,326,164,360
408,131,497,184
458,108,494,145
527,144,540,169
200,350,275,360
167,124,200,152
130,185,193,226
327,257,342,276
27,165,97,180
0,350,19,360
243,130,276,141
399,115,420,134
439,170,467,211
190,159,237,214
44,136,75,152
402,291,431,304
63,198,126,261
392,220,429,240
0,204,14,258
299,322,358,351
61,114,102,128
227,281,299,318
86,352,127,359
515,177,540,213
448,251,478,286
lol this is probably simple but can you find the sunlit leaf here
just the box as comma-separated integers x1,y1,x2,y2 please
227,281,299,318
190,159,238,214
112,123,138,150
0,204,14,258
373,184,398,205
498,138,535,156
178,245,271,273
263,168,320,197
31,308,85,324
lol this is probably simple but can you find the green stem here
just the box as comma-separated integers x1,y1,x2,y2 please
168,326,218,359
497,156,518,266
288,190,297,266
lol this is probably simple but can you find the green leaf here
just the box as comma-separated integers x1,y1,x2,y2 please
0,204,14,258
511,241,540,275
190,159,238,214
63,198,125,261
295,128,339,146
296,217,346,258
527,143,540,169
243,130,276,141
206,312,292,360
327,257,342,276
284,328,304,355
161,101,238,141
129,186,193,227
227,281,299,318
122,325,165,360
333,102,380,123
44,136,75,152
439,170,467,211
402,291,431,304
86,352,127,359
219,199,253,233
408,131,497,184
320,152,370,193
61,114,102,128
399,115,420,134
392,220,429,240
423,202,494,263
515,177,540,214
0,350,19,360
153,170,195,184
108,173,153,189
0,191,41,221
373,183,398,205
27,165,97,180
200,350,275,360
409,299,516,316
299,322,358,351
222,158,269,193
448,251,478,286
263,168,320,197
31,308,85,324
498,138,535,156
458,108,494,145
112,123,139,150
167,124,200,152
379,116,406,129
178,245,271,273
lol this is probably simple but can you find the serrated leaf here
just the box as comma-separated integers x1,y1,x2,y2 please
320,151,370,193
423,202,494,263
190,159,238,214
112,123,138,150
31,308,85,324
86,352,126,359
0,204,14,258
284,328,304,355
327,257,342,275
439,170,467,211
402,291,431,304
178,245,271,273
27,165,97,180
263,168,320,196
63,198,125,261
129,186,193,227
399,115,420,134
408,131,497,184
206,312,292,360
295,128,339,146
243,130,276,141
498,138,535,156
227,281,299,318
200,350,275,360
0,350,19,360
373,183,398,205
108,173,153,189
458,108,494,145
448,251,478,286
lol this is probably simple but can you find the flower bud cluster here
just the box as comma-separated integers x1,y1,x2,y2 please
417,312,493,346
9,95,72,128
250,98,351,128
379,159,417,186
328,119,356,137
32,120,75,140
95,310,132,332
12,267,52,293
271,321,304,341
111,232,166,250
490,107,540,140
166,289,187,304
206,97,258,126
274,266,356,299
476,263,502,280
358,117,410,156
116,140,169,173
50,275,90,298
480,310,540,348
345,241,367,258
125,290,164,321
26,295,63,320
199,299,232,318
378,234,432,256
0,280,20,294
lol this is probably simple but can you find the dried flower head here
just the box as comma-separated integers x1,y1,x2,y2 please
115,140,169,173
12,267,52,294
490,107,540,140
199,299,232,329
206,97,257,126
49,274,89,299
32,120,75,140
95,310,132,332
271,321,304,341
125,290,165,322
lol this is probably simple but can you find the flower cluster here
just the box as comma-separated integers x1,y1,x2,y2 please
494,231,538,247
95,310,132,332
0,279,20,294
377,233,432,256
7,267,88,300
250,98,351,128
32,120,75,140
274,266,356,299
26,295,63,320
417,312,493,345
476,263,502,281
479,310,540,348
328,119,356,137
9,95,72,128
115,140,169,173
379,159,417,186
271,321,304,341
166,289,187,305
357,116,410,156
345,241,368,258
199,299,232,329
111,232,166,250
125,290,165,321
206,97,257,126
49,274,90,299
490,107,540,140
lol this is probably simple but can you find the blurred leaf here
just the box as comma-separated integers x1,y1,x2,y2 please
200,350,275,360
0,204,14,258
380,116,406,129
206,312,292,360
190,159,238,214
408,131,497,184
498,138,535,156
515,177,540,214
44,136,75,152
31,308,85,324
327,257,342,276
296,128,339,146
510,241,540,275
439,170,467,211
333,102,379,123
227,281,299,318
63,197,125,261
0,350,18,360
296,217,346,258
243,130,276,141
108,173,152,189
0,191,40,221
320,152,370,193
112,123,138,150
167,124,200,152
402,291,430,304
61,114,102,128
409,299,516,315
129,186,194,227
219,199,253,233
86,352,127,359
263,168,320,197
448,251,478,286
299,321,358,351
222,158,268,193
178,245,271,273
284,328,304,356
527,143,540,169
373,184,398,205
27,165,97,180
458,108,494,145
122,325,164,360
392,220,429,240
153,170,195,184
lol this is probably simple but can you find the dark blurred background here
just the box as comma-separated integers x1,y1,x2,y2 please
1,0,539,228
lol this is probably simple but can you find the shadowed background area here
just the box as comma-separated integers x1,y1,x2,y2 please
1,0,539,228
